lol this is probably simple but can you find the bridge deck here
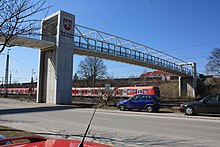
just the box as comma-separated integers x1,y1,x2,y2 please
0,35,55,49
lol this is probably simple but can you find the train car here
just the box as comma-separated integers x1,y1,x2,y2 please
73,86,160,98
72,87,105,97
113,86,160,97
1,86,160,98
0,87,37,95
0,88,4,94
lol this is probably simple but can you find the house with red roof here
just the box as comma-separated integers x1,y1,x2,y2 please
140,70,171,80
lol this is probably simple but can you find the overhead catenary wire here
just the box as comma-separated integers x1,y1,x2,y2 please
163,39,220,52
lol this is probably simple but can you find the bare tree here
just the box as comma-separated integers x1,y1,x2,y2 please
77,56,107,87
206,48,220,76
0,0,51,53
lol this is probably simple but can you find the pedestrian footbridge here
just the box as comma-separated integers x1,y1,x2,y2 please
0,10,196,104
73,24,192,77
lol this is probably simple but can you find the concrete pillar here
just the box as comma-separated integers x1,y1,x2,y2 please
178,62,197,98
178,76,181,97
179,76,196,98
37,11,75,104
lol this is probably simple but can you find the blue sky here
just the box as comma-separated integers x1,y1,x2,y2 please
0,0,220,83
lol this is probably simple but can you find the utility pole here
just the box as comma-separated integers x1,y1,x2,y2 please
4,49,10,96
30,69,35,95
9,70,13,85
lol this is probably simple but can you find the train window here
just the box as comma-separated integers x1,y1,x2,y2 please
143,89,147,94
133,89,137,94
127,89,131,94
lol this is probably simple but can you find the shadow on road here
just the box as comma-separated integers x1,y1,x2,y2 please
0,104,96,115
125,109,174,113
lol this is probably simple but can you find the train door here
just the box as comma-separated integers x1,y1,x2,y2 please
137,89,143,94
122,89,127,96
78,90,82,96
88,89,91,96
91,89,94,96
97,89,102,96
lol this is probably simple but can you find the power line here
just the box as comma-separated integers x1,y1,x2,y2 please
10,55,35,70
163,39,220,52
181,55,208,60
178,52,210,58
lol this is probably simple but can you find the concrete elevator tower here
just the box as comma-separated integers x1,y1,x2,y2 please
37,11,75,104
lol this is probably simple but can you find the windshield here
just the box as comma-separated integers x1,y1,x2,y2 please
200,95,212,102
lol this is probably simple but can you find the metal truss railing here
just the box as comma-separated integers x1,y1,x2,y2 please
74,24,192,76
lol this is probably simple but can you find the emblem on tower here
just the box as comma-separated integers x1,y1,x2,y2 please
63,18,72,30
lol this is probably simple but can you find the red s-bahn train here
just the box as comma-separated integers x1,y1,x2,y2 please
0,86,160,97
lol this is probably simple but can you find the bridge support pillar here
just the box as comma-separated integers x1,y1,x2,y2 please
37,11,75,104
179,62,197,98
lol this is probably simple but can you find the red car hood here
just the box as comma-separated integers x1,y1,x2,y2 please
0,136,113,147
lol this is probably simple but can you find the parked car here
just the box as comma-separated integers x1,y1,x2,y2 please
180,94,220,115
116,94,160,112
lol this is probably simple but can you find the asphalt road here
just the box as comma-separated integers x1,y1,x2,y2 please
0,98,220,147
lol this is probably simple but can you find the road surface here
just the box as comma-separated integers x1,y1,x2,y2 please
0,98,220,146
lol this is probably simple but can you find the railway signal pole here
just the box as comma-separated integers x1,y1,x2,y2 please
4,49,10,96
30,69,35,95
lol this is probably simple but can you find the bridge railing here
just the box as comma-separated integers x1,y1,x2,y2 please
73,34,192,75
